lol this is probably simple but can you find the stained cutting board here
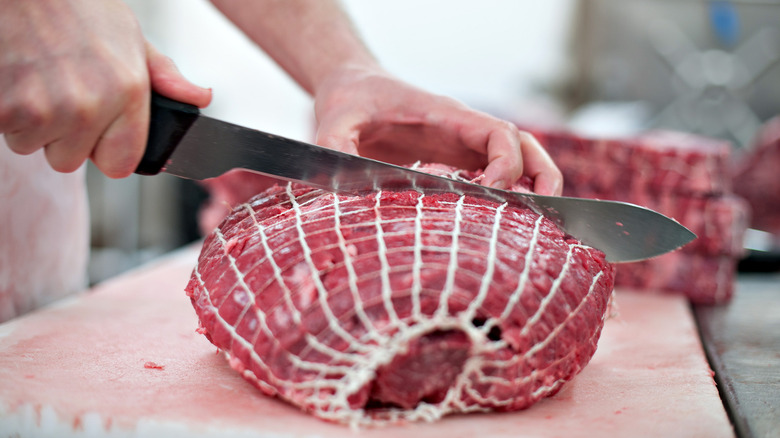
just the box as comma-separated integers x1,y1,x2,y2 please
0,245,733,437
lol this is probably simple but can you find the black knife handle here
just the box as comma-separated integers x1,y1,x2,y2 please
135,92,200,175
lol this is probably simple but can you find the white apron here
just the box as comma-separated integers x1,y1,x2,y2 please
0,137,89,322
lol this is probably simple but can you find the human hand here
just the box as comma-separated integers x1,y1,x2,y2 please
0,0,211,178
313,66,563,196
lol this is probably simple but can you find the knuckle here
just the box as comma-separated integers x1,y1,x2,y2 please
516,129,537,144
58,90,100,130
72,101,100,130
117,70,148,102
17,98,52,127
490,118,517,134
0,95,31,129
93,62,147,109
502,120,519,132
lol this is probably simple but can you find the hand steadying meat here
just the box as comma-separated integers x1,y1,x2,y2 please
313,67,562,195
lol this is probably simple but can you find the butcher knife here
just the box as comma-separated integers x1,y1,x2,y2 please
135,93,696,263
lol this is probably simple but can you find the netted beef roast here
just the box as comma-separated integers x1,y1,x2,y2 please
186,164,616,426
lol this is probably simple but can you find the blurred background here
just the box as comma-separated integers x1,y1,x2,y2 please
87,0,780,284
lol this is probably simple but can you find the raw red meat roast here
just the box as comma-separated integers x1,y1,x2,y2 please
186,164,616,426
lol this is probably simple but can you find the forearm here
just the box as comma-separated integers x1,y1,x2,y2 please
210,0,380,95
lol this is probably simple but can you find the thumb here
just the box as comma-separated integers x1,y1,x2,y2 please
146,42,212,108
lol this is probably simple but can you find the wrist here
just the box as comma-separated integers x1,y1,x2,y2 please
311,58,385,97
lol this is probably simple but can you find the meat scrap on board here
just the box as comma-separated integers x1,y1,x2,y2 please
187,163,616,426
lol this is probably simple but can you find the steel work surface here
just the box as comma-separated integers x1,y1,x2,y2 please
0,246,733,438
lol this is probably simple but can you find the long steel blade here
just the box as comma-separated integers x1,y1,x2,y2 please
164,115,696,262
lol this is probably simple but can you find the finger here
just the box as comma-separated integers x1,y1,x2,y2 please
43,138,91,173
146,42,212,108
40,86,113,172
534,172,564,197
441,105,524,188
4,128,53,156
43,112,107,173
91,92,150,179
479,123,525,190
528,162,563,196
517,131,563,196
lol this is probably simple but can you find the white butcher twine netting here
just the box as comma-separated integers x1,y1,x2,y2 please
186,163,615,427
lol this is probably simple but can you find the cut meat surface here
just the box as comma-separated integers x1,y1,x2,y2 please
186,163,616,426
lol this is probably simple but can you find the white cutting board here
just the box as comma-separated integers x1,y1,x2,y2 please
0,245,733,438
